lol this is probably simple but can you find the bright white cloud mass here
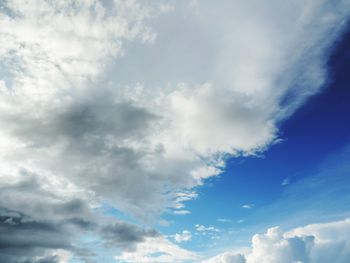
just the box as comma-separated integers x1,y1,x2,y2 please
204,218,350,263
0,0,349,262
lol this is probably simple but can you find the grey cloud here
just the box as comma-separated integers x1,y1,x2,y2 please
0,89,173,219
60,100,157,140
101,222,159,250
30,255,60,263
0,167,162,261
0,170,92,222
0,207,72,263
0,255,61,263
0,204,161,262
0,87,199,220
3,93,158,148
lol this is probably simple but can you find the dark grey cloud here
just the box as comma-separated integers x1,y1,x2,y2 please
101,221,159,250
3,92,158,148
0,163,161,261
0,255,61,263
0,207,72,263
0,205,161,262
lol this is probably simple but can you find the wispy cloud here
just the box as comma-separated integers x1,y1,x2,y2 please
115,236,198,263
174,230,192,243
196,224,220,233
242,204,254,209
281,177,291,186
217,218,233,223
173,210,191,215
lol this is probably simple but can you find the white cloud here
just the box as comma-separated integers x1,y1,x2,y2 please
287,219,350,263
174,230,192,243
0,0,155,100
173,210,191,215
196,224,220,233
0,0,350,260
242,204,254,209
115,236,198,263
281,178,291,186
246,226,313,263
204,218,350,263
217,219,233,223
203,252,246,263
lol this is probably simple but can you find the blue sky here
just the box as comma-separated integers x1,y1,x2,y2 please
0,1,350,263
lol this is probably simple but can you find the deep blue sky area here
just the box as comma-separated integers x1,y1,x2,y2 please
211,22,350,208
159,24,350,249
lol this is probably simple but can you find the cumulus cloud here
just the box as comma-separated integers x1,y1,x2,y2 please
204,218,350,263
287,219,350,263
0,0,349,261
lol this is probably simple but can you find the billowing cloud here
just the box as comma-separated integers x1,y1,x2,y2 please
0,0,349,262
204,218,350,263
287,219,350,263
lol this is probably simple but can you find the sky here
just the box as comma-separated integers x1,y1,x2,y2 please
0,1,350,263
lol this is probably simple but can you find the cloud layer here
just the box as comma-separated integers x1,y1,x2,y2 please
0,0,349,262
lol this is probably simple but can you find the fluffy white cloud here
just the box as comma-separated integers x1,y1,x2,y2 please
246,227,313,263
204,218,350,263
174,230,192,243
287,219,350,263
